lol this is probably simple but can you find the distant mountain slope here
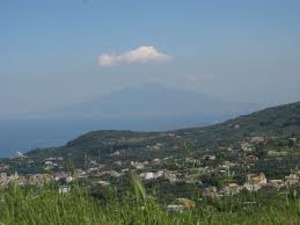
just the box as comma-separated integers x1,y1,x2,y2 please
61,83,262,118
0,83,264,157
25,101,300,165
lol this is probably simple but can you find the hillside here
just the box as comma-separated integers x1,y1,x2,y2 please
1,101,300,204
24,101,300,167
180,100,300,146
0,83,263,158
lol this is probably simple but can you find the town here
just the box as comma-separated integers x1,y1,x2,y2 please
1,132,299,210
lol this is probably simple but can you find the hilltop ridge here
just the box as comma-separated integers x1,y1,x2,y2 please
1,101,299,203
25,101,300,165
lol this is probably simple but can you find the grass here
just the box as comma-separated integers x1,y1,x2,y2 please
0,180,299,225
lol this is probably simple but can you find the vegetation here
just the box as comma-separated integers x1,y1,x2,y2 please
23,101,300,167
0,179,299,225
0,101,300,224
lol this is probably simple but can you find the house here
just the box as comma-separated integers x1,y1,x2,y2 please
9,172,20,181
139,172,155,180
285,174,299,186
121,168,129,173
167,133,176,137
289,137,297,143
152,158,161,164
185,158,201,166
109,170,121,177
163,171,177,182
46,157,56,161
54,172,67,181
167,205,184,213
15,151,27,159
268,179,284,188
250,136,266,144
88,167,98,173
244,172,267,192
28,174,45,186
109,150,121,157
244,183,261,192
59,185,71,194
221,183,243,196
151,143,163,151
113,161,123,167
0,173,7,180
139,171,163,181
221,161,235,168
267,150,288,157
74,169,87,179
44,161,53,166
246,173,267,185
175,198,196,209
202,155,216,161
66,175,74,183
241,142,253,152
234,124,240,129
131,161,147,170
43,174,53,184
97,181,110,187
89,160,98,167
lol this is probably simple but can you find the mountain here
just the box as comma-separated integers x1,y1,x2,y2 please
24,101,300,167
60,83,262,119
0,84,264,157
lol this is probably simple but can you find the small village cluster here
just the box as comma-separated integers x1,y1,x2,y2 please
0,134,299,212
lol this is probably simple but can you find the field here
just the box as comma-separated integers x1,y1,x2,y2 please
0,178,299,225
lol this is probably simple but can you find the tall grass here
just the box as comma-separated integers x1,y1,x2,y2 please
0,181,299,225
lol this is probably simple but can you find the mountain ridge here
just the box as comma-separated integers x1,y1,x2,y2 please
0,83,266,157
24,100,300,166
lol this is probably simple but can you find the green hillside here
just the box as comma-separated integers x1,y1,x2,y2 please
1,101,300,210
25,101,300,166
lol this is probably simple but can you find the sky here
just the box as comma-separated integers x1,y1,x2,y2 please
1,0,300,117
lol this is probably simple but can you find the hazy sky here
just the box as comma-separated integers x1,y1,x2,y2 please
1,0,300,117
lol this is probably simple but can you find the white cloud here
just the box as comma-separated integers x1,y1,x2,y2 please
98,46,171,67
